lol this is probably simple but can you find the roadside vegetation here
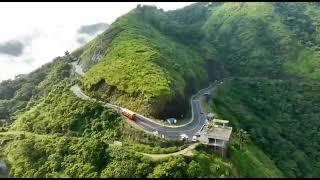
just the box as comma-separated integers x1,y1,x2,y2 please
1,2,320,178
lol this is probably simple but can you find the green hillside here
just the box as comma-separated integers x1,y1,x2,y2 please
72,2,320,120
1,2,320,178
79,6,211,119
208,78,320,177
203,2,320,79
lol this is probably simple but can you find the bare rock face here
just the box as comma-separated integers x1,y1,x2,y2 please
83,52,104,72
76,26,124,73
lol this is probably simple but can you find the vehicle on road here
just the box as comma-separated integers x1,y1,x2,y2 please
195,132,201,137
122,109,135,120
70,64,217,141
166,118,176,124
180,134,189,141
192,135,198,142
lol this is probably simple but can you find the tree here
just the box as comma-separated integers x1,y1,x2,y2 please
187,160,201,177
147,156,187,178
235,129,250,150
64,51,73,62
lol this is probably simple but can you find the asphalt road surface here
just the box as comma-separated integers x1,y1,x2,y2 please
133,83,217,140
70,61,220,141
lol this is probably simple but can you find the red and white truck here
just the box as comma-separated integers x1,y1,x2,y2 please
121,108,136,120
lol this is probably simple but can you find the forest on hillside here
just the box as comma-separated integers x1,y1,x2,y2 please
1,2,320,178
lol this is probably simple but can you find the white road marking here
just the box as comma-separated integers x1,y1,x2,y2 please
70,61,219,138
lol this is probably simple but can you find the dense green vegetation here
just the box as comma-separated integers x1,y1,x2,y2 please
74,2,320,119
1,133,233,178
80,6,211,119
0,72,233,178
1,118,233,178
1,2,320,178
203,2,320,79
228,130,284,177
10,80,121,136
0,53,72,126
209,78,320,177
200,2,320,177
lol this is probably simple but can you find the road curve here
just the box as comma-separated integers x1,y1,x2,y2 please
133,83,218,140
70,61,220,140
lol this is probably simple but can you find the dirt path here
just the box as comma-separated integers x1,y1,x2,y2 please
142,143,199,160
1,130,199,161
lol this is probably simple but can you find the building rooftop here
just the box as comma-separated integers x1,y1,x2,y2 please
203,125,232,141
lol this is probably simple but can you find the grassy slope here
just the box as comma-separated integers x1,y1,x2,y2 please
229,141,284,177
80,8,208,119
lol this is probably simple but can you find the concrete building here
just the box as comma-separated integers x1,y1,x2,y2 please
198,119,232,158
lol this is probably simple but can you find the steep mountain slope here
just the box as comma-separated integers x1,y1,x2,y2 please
208,78,320,177
76,6,213,119
201,2,320,177
0,55,72,125
72,3,320,177
203,2,320,79
1,2,320,178
69,2,320,121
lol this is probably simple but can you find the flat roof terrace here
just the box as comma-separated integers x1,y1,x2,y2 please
204,125,232,141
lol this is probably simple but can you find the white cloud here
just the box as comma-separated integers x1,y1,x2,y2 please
0,2,194,81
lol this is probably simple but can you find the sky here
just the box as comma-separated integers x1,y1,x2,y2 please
0,2,194,82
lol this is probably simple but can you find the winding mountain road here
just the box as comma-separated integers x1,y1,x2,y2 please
70,62,220,140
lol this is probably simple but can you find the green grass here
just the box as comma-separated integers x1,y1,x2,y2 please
229,141,284,177
79,8,208,118
126,142,187,154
